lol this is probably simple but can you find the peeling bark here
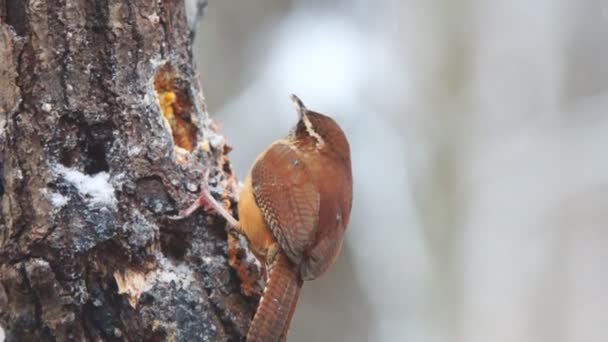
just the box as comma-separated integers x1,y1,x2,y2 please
0,1,254,341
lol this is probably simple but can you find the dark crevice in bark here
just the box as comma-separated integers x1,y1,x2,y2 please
86,0,112,111
160,228,192,261
56,114,82,168
18,263,50,341
209,291,251,342
26,261,56,340
127,2,143,79
52,0,70,111
5,5,34,248
82,270,125,342
4,1,28,36
6,140,29,244
53,113,114,173
28,230,56,259
158,1,170,58
84,141,110,174
15,28,35,110
84,122,114,173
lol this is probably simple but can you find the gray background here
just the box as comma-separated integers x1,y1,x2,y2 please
193,1,608,341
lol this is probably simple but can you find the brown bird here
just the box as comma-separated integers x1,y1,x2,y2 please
175,95,352,341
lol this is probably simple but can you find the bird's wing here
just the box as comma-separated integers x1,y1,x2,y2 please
251,142,320,265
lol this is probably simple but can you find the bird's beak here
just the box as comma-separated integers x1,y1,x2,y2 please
290,94,307,120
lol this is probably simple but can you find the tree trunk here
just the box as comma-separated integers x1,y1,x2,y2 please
0,1,255,341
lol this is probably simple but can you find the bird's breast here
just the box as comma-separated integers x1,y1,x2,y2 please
238,175,276,261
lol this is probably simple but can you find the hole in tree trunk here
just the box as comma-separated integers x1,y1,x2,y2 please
135,176,177,214
154,63,198,153
59,149,76,168
55,116,112,174
5,1,28,36
159,228,192,261
84,142,109,175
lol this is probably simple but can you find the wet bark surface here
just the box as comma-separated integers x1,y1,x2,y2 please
0,1,255,341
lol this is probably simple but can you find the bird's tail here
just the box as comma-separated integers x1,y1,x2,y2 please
247,252,303,342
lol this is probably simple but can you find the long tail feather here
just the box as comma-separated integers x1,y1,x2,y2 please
247,252,303,342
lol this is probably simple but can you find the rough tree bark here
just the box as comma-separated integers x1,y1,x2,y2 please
0,1,256,341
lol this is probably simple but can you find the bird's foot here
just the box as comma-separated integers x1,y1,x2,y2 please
169,170,240,228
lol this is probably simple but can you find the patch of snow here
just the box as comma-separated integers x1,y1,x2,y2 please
149,56,166,69
49,192,69,207
0,115,6,138
147,13,160,25
143,90,152,103
55,165,116,207
237,234,262,267
157,269,177,283
0,325,4,342
208,133,225,149
201,255,225,266
186,182,199,192
40,188,69,210
15,168,23,181
128,145,142,157
111,172,127,191
41,102,52,112
127,211,155,247
150,257,195,290
31,258,49,267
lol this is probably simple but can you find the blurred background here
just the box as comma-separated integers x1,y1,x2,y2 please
193,1,608,342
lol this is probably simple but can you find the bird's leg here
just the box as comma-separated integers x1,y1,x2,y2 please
171,171,266,296
170,170,240,229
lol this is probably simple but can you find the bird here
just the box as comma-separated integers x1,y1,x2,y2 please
174,94,352,341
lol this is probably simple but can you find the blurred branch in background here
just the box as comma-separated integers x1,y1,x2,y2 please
185,0,208,31
193,0,608,341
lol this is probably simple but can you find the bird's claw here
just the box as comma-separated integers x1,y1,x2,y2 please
169,169,240,228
